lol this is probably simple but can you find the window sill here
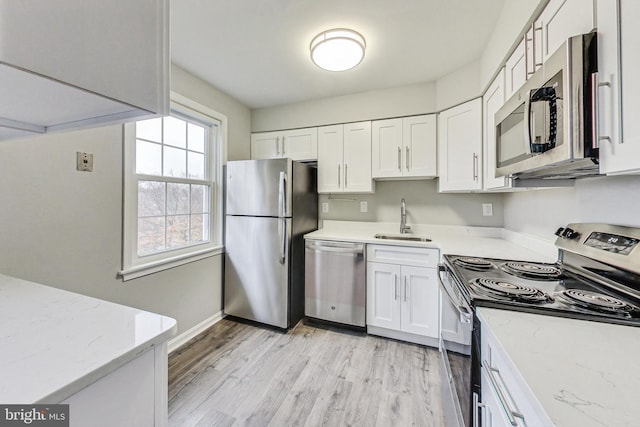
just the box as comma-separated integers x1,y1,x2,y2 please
118,245,224,281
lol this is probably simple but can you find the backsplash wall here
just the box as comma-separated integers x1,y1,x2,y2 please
319,179,505,227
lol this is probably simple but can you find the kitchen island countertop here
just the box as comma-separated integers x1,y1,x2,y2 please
0,273,176,403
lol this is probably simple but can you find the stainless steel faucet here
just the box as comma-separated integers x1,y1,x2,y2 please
400,198,412,234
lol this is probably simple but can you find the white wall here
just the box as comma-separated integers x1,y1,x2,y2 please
0,67,252,336
320,180,504,228
251,82,437,132
436,60,482,110
503,175,640,239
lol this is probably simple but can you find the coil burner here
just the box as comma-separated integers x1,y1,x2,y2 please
501,261,562,280
556,289,640,316
453,257,495,271
469,278,552,303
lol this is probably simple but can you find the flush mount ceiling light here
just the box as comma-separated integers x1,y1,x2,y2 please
310,28,366,72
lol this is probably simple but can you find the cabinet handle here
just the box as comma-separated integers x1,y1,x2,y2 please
523,32,530,78
397,147,401,171
276,137,280,156
394,275,398,300
483,360,525,426
532,23,543,68
337,164,341,187
473,153,479,181
404,276,407,302
345,163,348,188
405,146,410,171
592,72,612,148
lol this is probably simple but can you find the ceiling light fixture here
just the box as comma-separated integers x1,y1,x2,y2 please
310,28,366,72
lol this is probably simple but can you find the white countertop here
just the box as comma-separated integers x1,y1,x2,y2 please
305,220,557,262
0,273,177,403
478,308,640,427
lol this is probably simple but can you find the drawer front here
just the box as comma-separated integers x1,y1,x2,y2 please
367,244,439,268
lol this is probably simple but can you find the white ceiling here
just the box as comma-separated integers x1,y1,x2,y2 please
171,0,506,109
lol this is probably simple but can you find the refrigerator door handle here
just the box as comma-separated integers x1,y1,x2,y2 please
280,217,287,264
278,171,287,217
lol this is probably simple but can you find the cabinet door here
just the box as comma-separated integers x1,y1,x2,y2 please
483,68,511,190
251,132,281,159
400,266,439,338
403,115,437,178
537,0,595,63
317,125,344,193
366,262,401,330
281,128,318,161
438,98,483,192
343,121,374,192
505,38,526,99
598,0,640,174
372,118,403,178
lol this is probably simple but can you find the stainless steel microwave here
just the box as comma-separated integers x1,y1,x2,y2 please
495,33,598,180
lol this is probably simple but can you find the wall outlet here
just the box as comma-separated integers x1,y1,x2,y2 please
360,201,368,213
482,203,493,217
321,202,329,213
76,152,93,172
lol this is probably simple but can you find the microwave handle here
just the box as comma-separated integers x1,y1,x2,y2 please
523,90,532,155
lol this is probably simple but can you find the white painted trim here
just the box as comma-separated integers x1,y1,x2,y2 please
119,246,224,281
367,325,439,348
168,311,224,354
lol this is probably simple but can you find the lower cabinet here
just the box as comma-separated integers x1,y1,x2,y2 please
366,245,439,346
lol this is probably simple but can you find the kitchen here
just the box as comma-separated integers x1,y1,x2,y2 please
1,0,640,426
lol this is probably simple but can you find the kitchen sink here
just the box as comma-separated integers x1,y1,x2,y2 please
374,233,431,242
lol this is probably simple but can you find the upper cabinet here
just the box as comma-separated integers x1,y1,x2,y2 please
483,69,512,191
371,115,437,179
438,98,483,192
536,0,595,63
597,0,640,174
251,128,318,161
0,0,169,141
317,122,373,193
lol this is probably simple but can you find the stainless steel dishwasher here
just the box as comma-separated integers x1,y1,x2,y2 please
304,239,366,327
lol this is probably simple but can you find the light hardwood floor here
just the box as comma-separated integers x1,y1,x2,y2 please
168,318,445,426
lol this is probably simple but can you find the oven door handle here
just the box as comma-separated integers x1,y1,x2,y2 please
437,264,472,324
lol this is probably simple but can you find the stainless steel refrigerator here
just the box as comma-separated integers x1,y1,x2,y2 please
224,158,318,328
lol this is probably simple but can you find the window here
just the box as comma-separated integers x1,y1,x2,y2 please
120,94,226,280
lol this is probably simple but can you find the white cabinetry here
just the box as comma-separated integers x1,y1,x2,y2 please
0,0,169,140
62,345,169,427
251,128,318,161
371,115,437,179
505,39,527,100
536,0,595,64
481,320,552,427
597,0,640,174
317,122,373,193
438,98,483,192
483,69,513,190
366,245,439,346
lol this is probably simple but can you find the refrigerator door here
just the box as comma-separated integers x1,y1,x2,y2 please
226,158,292,217
224,215,291,328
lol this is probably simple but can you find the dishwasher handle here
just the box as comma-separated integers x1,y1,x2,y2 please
305,240,364,254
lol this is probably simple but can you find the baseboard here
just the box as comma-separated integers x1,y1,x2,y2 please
168,311,224,354
367,325,439,349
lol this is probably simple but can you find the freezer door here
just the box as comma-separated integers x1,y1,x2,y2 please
224,215,291,328
226,159,292,217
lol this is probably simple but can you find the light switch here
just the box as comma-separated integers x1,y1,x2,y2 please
322,202,329,213
482,203,493,216
360,201,368,213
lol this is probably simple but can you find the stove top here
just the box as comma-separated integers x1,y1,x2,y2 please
443,254,640,326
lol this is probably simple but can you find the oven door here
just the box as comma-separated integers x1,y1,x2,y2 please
439,264,481,427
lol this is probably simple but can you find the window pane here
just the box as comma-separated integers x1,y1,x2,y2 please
136,140,162,175
188,152,205,180
167,215,189,248
136,118,162,142
164,117,187,148
167,183,190,215
138,181,166,216
188,123,206,153
138,217,165,255
190,214,210,243
190,185,209,214
163,146,187,178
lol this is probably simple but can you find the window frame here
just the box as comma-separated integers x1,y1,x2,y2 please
120,92,226,281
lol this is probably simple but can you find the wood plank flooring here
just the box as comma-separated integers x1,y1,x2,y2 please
168,318,445,426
